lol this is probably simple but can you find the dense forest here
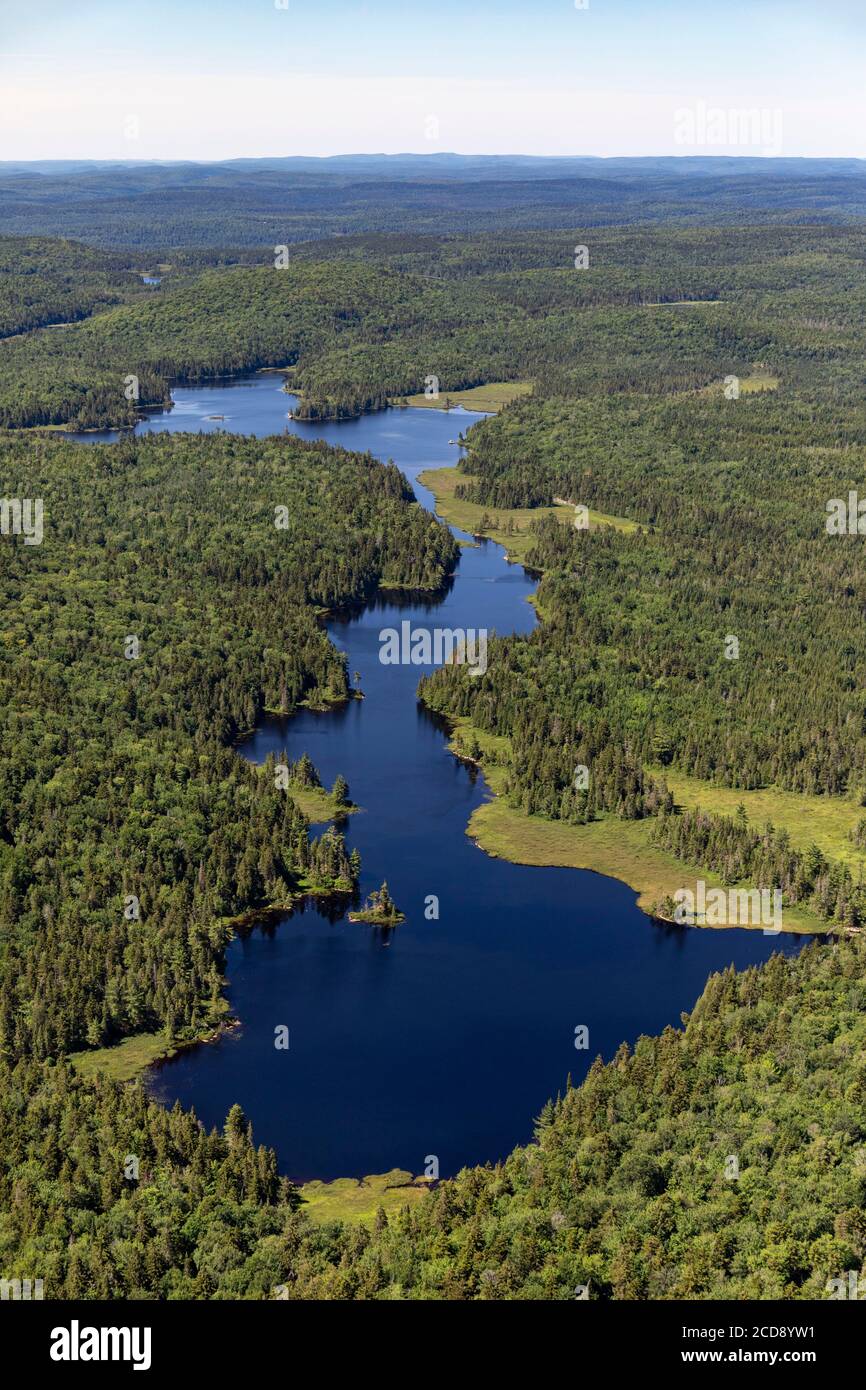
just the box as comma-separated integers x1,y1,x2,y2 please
2,936,864,1298
0,237,150,339
0,257,502,428
421,375,866,932
416,222,866,930
0,431,456,1058
426,386,866,798
3,184,866,1301
2,223,865,428
1,157,865,247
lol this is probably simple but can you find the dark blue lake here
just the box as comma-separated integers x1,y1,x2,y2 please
77,374,807,1183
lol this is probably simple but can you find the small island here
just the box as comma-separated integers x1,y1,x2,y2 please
348,881,405,925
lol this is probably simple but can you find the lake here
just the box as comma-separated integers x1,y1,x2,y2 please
75,374,808,1182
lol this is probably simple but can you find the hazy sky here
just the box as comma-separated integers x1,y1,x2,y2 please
1,0,864,161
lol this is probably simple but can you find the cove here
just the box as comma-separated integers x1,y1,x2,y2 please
73,374,808,1183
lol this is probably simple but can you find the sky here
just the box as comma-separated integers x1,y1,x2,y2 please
0,0,864,161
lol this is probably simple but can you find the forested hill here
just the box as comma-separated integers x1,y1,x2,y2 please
1,158,865,246
2,935,864,1298
0,431,457,1059
395,220,866,934
0,237,148,339
3,223,865,429
0,257,505,428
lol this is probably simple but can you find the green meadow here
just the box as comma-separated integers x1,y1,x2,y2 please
298,1169,432,1225
402,380,533,412
447,718,827,936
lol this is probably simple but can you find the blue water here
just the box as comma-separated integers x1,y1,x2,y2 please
74,371,478,454
80,374,807,1182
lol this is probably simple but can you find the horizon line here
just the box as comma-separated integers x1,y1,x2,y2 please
2,152,865,167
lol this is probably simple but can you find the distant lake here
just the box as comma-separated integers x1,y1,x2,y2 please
76,374,809,1182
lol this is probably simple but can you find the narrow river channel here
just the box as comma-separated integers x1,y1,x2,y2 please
73,373,807,1182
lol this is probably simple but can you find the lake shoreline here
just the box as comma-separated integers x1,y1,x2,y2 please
115,373,808,1185
418,465,828,939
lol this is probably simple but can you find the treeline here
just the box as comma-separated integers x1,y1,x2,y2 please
3,935,865,1298
652,808,866,929
421,655,675,824
0,431,457,1058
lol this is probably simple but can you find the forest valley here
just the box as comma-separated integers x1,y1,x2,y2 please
2,205,866,1298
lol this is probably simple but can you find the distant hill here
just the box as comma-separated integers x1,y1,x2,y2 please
0,156,864,248
3,154,866,179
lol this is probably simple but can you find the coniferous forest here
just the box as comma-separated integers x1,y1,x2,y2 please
0,431,456,1058
3,935,865,1299
3,179,866,1314
3,17,866,1336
